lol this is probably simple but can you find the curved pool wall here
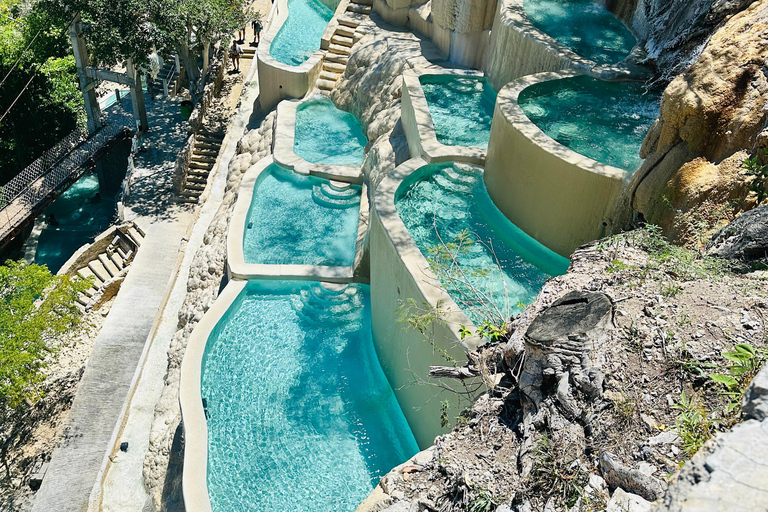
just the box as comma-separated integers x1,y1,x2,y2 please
401,70,493,165
227,156,368,281
257,0,343,111
274,97,366,183
522,0,636,67
483,0,635,91
394,161,568,326
484,69,629,257
181,280,418,512
518,74,661,172
370,157,485,448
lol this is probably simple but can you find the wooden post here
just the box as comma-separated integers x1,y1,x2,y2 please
203,41,210,77
126,58,149,133
69,14,101,134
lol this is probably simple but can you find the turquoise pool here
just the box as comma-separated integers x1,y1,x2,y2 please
201,280,419,512
294,96,367,166
419,75,497,148
243,164,361,266
396,162,569,325
524,0,636,66
270,0,335,66
518,75,661,172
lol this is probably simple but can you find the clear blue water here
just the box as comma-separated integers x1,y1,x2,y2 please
270,0,335,66
201,280,419,512
33,173,119,273
396,162,569,325
524,0,636,66
294,96,367,166
419,75,497,148
243,164,361,266
518,75,662,172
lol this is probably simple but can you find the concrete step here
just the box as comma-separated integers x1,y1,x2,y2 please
196,135,222,144
337,16,362,28
177,190,201,198
190,155,216,163
186,175,208,184
188,170,210,179
346,3,371,13
189,161,214,170
98,253,120,278
319,70,341,82
82,286,97,298
335,26,355,38
328,44,352,56
76,293,90,307
351,0,373,5
109,251,124,270
331,34,354,47
325,53,349,64
194,141,221,150
317,79,336,91
127,227,144,246
185,182,206,191
323,61,346,74
192,149,219,157
88,260,110,283
174,196,200,204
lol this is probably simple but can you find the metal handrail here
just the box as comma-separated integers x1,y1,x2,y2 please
0,113,135,240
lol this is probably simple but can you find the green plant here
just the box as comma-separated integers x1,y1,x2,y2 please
743,149,768,202
0,261,88,413
459,321,507,344
661,283,683,297
529,434,588,507
672,391,714,456
709,343,766,413
611,390,637,424
467,488,500,512
606,259,635,273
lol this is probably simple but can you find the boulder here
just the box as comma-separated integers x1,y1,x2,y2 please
600,451,667,502
742,366,768,421
706,205,768,261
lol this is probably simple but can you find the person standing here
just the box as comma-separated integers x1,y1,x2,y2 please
252,19,263,45
230,39,243,72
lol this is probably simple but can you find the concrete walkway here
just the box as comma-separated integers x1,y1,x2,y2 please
30,91,193,512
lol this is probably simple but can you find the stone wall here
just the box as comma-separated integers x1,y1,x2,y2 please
142,112,276,512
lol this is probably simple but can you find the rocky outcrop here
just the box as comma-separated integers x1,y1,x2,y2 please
142,112,275,512
617,0,768,247
654,366,768,512
706,204,768,262
357,228,768,511
607,0,757,76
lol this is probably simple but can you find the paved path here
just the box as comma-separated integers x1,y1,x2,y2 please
30,91,193,512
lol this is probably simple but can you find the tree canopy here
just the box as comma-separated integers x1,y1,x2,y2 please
0,261,88,413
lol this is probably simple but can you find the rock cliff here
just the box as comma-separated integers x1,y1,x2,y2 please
617,0,768,247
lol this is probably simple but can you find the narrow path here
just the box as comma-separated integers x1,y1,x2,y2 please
29,91,194,512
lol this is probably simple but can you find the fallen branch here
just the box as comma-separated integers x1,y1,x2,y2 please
428,365,479,380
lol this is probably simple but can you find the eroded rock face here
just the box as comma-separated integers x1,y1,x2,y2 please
607,0,757,75
619,0,768,246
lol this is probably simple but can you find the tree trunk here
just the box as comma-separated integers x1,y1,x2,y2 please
177,40,201,103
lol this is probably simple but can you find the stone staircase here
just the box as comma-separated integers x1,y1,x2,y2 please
316,4,371,93
175,131,224,203
75,224,145,307
159,54,182,97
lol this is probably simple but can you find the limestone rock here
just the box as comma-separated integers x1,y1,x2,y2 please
621,1,768,245
742,365,768,421
607,488,653,512
706,205,768,261
600,451,667,501
655,417,768,511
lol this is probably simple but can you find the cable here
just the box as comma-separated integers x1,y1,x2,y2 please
0,24,45,91
0,14,79,125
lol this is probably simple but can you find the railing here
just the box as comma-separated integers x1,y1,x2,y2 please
0,113,135,241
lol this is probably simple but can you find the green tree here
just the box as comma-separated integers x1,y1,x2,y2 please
0,260,88,413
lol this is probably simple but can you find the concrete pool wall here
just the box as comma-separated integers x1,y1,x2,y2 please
370,156,482,448
400,69,488,165
226,155,368,281
273,98,365,183
484,70,628,257
484,0,617,90
257,0,346,111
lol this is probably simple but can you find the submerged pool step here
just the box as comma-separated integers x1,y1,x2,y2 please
311,184,360,209
433,172,475,194
443,166,479,185
295,297,364,325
